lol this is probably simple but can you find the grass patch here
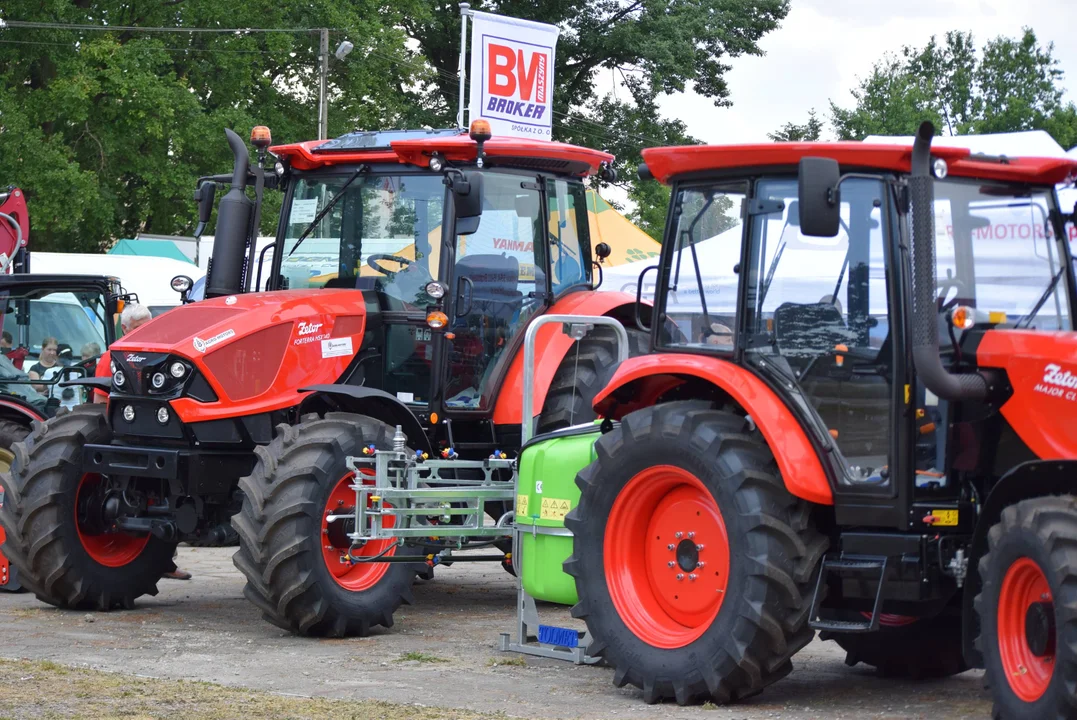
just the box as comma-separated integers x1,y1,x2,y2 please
486,656,527,667
0,658,497,719
396,651,449,664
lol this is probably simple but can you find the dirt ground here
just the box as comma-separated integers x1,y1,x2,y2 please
0,547,992,720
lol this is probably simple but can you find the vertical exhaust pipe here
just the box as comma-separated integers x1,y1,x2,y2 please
205,128,253,298
909,121,988,401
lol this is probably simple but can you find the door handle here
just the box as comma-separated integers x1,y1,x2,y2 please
455,276,474,317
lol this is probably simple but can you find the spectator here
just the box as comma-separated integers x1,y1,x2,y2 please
80,342,101,361
28,336,61,392
1,331,11,352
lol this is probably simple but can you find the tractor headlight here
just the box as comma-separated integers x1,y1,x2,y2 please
425,281,446,299
113,371,126,387
156,406,170,425
122,405,135,422
170,361,187,379
151,372,167,390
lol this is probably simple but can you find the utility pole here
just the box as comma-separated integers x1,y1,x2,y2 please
317,28,329,140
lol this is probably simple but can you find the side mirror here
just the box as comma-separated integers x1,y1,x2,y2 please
171,275,194,304
797,157,841,237
447,170,484,235
193,181,217,239
595,242,611,261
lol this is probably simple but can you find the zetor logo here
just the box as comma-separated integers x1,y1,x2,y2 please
297,321,323,337
486,43,548,120
1042,364,1077,389
124,353,146,364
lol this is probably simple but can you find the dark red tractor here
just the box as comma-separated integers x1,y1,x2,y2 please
0,122,645,627
562,122,1077,718
0,186,132,592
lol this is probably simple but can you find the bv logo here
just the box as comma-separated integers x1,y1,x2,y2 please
485,42,549,120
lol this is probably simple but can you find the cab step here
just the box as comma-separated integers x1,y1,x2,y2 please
808,554,888,633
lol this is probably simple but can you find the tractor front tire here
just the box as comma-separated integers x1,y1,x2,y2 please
821,611,967,678
976,495,1077,720
536,325,648,434
233,413,419,637
565,402,827,704
0,404,176,610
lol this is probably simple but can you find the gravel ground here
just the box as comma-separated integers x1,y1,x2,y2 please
0,546,992,719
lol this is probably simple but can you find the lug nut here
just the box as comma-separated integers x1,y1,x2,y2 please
696,544,705,551
675,531,683,539
676,573,684,581
688,531,695,539
667,543,675,551
667,561,675,568
697,561,706,569
689,573,698,581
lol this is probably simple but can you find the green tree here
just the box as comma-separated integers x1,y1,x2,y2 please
768,109,823,142
830,28,1077,146
401,0,792,239
0,1,423,251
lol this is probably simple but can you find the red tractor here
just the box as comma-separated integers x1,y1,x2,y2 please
0,187,133,592
0,122,644,628
560,122,1077,718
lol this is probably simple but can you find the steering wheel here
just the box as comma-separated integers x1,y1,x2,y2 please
935,276,967,313
367,254,413,276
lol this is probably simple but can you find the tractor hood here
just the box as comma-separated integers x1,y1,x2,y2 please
110,289,367,419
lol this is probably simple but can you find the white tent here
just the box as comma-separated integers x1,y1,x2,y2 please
864,129,1070,158
31,253,205,316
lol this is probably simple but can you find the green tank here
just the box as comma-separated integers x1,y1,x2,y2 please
515,422,604,605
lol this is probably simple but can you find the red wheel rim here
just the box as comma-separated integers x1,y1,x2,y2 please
321,470,397,591
997,557,1055,702
604,465,729,649
75,474,149,567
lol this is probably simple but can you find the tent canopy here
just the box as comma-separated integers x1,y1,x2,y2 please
108,238,194,264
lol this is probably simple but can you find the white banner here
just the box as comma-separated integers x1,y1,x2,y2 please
467,11,559,140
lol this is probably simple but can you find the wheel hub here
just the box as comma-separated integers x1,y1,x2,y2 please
675,539,699,572
1024,601,1056,658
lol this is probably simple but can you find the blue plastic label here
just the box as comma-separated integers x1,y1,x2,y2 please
538,625,579,648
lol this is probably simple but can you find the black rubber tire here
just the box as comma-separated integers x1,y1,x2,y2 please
0,418,30,590
0,417,31,459
975,495,1077,720
564,402,828,705
232,413,419,637
536,326,648,435
186,523,240,548
0,404,177,610
821,611,968,678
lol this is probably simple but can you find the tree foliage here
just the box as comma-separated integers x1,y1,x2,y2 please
830,28,1077,147
0,1,791,249
767,109,823,142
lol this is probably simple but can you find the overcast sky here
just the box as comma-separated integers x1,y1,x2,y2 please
654,0,1077,147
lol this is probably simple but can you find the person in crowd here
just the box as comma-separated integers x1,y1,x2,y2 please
1,331,12,352
28,336,61,392
80,342,101,361
92,304,193,581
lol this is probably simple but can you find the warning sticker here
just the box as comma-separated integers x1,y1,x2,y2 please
931,509,959,526
516,493,529,517
540,497,571,521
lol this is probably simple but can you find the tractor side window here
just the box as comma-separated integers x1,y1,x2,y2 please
934,181,1071,332
444,173,546,410
546,178,592,295
659,185,745,350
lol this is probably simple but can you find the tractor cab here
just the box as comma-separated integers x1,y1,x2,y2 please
258,121,617,437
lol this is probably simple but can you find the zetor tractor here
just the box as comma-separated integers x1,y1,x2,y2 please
0,122,644,628
0,187,132,592
560,122,1077,717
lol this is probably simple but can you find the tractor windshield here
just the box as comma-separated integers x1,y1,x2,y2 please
932,180,1071,331
279,173,445,307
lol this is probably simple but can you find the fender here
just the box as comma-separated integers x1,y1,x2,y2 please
0,397,44,424
592,353,833,506
298,384,432,454
960,459,1077,668
491,289,639,426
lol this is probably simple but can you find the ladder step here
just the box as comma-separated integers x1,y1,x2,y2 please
825,557,886,572
811,618,874,633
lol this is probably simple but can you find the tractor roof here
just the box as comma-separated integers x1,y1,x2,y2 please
272,127,613,177
641,142,1077,187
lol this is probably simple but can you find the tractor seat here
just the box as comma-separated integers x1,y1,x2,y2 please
454,254,524,325
773,302,858,368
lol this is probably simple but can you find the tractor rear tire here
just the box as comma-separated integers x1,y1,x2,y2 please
233,413,419,637
536,325,647,435
0,418,30,590
821,611,967,678
565,402,827,705
0,404,177,610
975,495,1077,720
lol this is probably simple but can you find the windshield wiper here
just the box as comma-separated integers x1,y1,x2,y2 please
1017,266,1067,329
287,164,368,258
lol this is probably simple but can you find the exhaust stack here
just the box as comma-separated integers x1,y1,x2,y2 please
908,121,988,402
205,128,253,298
